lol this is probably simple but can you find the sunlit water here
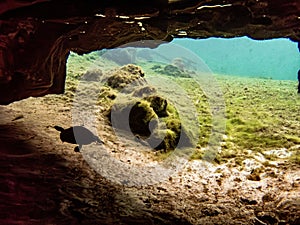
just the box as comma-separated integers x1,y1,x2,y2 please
173,37,300,80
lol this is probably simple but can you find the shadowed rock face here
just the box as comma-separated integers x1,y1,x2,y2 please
0,0,299,104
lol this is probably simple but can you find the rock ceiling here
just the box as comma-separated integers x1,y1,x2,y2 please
0,0,299,104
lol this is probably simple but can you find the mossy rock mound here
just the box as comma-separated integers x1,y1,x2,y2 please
105,64,194,152
164,64,183,77
148,118,193,151
166,118,181,134
120,64,144,77
109,94,193,151
107,64,146,90
109,99,157,137
151,63,191,78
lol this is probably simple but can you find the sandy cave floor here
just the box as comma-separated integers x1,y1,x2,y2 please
0,94,299,225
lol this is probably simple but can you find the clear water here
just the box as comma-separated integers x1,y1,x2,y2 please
173,37,300,80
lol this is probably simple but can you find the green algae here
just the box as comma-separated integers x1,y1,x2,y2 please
65,52,300,166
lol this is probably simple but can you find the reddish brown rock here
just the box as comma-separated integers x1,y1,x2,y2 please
0,0,299,104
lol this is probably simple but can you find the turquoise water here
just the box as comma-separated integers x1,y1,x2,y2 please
173,37,300,80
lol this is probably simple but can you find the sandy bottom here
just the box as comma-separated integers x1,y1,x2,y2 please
0,89,299,224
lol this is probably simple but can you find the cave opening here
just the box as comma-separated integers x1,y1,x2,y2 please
1,35,299,225
1,0,300,223
65,36,300,168
67,36,300,81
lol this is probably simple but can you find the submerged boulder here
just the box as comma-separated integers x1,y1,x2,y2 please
109,94,192,151
107,64,146,90
106,64,193,152
152,63,191,78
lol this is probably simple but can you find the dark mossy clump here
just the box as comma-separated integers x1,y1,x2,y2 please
144,95,168,117
164,64,183,77
102,64,194,152
107,64,146,90
108,95,192,151
154,118,193,151
108,98,158,138
166,119,181,134
150,65,162,70
129,100,158,137
129,97,193,151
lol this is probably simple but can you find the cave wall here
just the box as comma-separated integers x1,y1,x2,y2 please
0,0,299,104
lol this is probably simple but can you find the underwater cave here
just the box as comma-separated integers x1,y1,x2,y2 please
0,1,300,225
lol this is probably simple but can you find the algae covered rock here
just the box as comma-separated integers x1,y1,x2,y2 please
151,62,191,78
144,95,168,117
148,129,178,151
109,98,157,137
105,64,194,152
129,100,158,137
109,94,192,151
107,64,146,90
98,86,117,101
163,64,183,77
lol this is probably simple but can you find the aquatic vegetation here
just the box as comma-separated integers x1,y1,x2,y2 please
217,75,300,164
65,52,300,166
129,100,158,137
144,95,168,117
110,94,193,151
94,63,194,152
151,63,191,78
106,64,146,90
